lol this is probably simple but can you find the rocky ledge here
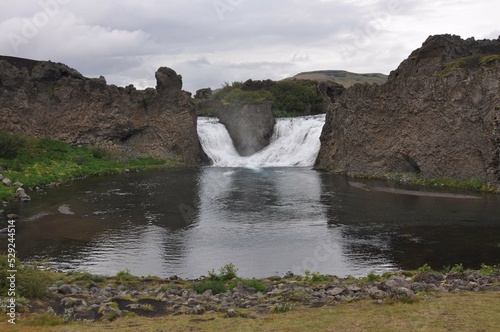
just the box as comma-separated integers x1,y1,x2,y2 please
7,269,500,322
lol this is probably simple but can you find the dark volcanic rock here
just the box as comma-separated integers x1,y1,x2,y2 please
0,56,203,166
218,102,276,156
316,34,500,187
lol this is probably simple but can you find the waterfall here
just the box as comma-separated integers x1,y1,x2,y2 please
197,114,326,167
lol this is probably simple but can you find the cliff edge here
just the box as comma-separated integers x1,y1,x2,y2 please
316,34,500,187
0,56,204,166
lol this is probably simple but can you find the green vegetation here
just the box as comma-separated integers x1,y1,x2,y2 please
0,254,53,299
193,263,239,295
193,264,266,295
0,130,178,201
207,263,238,282
302,269,331,283
479,264,500,276
115,269,135,282
439,53,500,76
416,263,500,275
210,79,324,117
192,280,227,295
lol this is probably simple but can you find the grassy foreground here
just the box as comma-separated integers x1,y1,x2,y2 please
2,292,499,332
0,130,180,201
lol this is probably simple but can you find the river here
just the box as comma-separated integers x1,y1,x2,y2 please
1,115,499,278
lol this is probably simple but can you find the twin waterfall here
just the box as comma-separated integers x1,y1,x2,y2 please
197,115,326,167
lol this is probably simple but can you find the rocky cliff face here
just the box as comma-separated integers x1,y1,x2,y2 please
0,56,204,166
316,35,500,186
218,102,276,156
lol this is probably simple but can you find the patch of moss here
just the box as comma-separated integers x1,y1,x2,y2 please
438,53,500,76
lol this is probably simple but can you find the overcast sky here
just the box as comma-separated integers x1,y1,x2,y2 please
1,0,498,93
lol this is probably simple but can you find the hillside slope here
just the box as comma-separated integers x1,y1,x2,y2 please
293,70,387,87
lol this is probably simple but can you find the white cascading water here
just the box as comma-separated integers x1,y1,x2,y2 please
197,114,326,167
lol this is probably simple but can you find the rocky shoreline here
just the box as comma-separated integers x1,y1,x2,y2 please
8,268,500,322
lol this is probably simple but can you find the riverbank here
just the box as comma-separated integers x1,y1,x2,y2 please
315,165,500,194
0,131,182,201
1,262,499,330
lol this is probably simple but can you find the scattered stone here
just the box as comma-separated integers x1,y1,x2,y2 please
6,214,18,220
348,285,361,292
2,178,12,186
233,282,257,296
58,284,76,295
191,305,204,315
14,266,500,323
226,308,238,318
327,287,345,296
15,188,31,201
413,272,443,285
367,287,387,300
61,297,86,308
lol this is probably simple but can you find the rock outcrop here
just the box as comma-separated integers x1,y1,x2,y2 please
218,102,276,156
0,56,204,166
316,34,500,186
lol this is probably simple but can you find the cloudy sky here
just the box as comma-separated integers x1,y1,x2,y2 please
0,0,498,93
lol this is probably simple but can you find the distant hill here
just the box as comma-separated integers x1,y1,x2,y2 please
292,70,388,88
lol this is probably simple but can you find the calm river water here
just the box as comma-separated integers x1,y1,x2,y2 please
2,167,499,278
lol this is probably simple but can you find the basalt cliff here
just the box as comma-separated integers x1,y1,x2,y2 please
316,34,500,187
0,56,204,166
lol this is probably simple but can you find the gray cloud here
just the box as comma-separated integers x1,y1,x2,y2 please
0,0,498,93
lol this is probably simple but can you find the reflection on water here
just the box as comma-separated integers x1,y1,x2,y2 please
1,167,499,278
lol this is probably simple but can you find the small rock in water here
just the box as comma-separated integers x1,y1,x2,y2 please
15,188,31,202
58,204,74,215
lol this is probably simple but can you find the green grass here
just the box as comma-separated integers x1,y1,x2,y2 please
0,131,179,200
0,254,54,299
115,269,135,282
192,280,227,295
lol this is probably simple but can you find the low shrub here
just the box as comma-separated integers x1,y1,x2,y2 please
0,255,53,299
208,263,238,281
192,280,227,295
0,130,25,159
116,269,135,281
